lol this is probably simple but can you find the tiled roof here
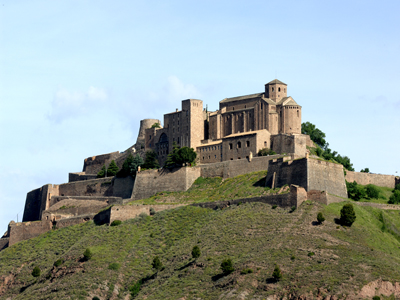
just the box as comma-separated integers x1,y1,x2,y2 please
220,92,264,103
265,79,287,85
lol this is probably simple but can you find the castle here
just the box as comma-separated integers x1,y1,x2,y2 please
1,79,399,252
144,79,306,166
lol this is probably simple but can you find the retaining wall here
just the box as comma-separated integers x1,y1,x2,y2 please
59,177,113,197
131,167,201,200
345,171,398,189
8,221,52,246
68,172,97,182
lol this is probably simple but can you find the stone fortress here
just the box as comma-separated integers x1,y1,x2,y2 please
1,79,399,251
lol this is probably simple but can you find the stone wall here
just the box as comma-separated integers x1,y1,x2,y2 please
131,167,201,200
0,238,9,250
308,158,348,198
266,157,308,189
112,176,135,199
82,151,121,175
8,220,52,246
345,171,398,189
199,155,282,179
59,177,113,197
23,184,59,222
68,172,97,182
271,134,307,156
55,214,95,229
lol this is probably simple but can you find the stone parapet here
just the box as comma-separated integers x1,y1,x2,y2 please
345,171,398,189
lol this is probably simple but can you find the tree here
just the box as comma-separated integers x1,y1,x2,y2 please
117,153,143,177
346,181,366,201
151,122,161,128
272,264,282,281
389,190,400,204
142,150,160,169
360,168,370,173
32,266,41,277
192,245,201,260
152,256,163,271
365,184,379,199
164,143,197,169
107,160,119,176
97,165,107,178
317,212,325,224
220,258,234,274
83,248,93,261
340,203,356,227
301,122,327,148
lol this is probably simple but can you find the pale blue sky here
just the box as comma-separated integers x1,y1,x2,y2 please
1,0,399,233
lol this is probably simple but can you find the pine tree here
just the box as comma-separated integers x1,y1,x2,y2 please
107,160,119,176
97,165,106,178
340,203,356,226
142,150,160,169
192,245,201,260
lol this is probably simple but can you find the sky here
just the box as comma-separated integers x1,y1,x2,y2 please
1,0,399,233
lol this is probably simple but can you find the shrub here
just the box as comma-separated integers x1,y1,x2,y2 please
110,220,122,226
360,168,370,173
317,212,325,224
366,184,379,199
108,262,121,271
272,264,282,281
32,266,41,277
272,205,277,209
92,297,100,300
129,279,142,297
192,245,201,259
346,181,366,201
340,203,356,227
54,259,63,267
83,248,93,261
372,297,380,300
107,160,119,176
308,252,315,257
149,207,156,216
152,256,163,271
151,122,161,128
389,190,400,204
220,258,234,274
290,206,296,213
290,255,295,261
240,268,253,274
395,184,400,191
258,148,276,156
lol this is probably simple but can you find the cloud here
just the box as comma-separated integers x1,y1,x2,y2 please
48,86,108,123
165,76,202,100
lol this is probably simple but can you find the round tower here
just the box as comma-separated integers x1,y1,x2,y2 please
136,119,161,147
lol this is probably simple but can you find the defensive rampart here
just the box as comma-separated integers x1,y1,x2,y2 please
199,154,283,179
131,167,201,200
82,151,121,175
345,171,399,188
266,157,348,198
8,220,52,247
23,184,59,222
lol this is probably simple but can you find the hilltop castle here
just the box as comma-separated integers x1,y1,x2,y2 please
2,79,398,252
144,79,306,166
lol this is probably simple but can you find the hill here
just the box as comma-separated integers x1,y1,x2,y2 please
2,196,400,299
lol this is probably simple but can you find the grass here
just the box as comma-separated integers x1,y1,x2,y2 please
2,201,400,299
348,184,394,204
127,170,286,205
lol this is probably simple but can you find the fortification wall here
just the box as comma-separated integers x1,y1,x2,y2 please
308,158,347,198
265,158,308,189
69,172,97,182
56,214,95,229
0,238,9,250
8,220,52,246
199,155,281,179
112,176,135,199
59,177,113,197
23,184,59,222
82,151,121,174
345,171,398,188
131,167,201,200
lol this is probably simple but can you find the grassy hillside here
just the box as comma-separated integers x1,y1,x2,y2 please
2,199,400,299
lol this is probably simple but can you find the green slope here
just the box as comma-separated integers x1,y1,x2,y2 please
2,200,400,299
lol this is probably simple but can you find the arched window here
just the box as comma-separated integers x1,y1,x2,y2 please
237,142,241,148
229,143,233,149
278,87,281,92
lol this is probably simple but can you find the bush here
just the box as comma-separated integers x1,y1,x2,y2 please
389,190,400,204
372,297,380,300
308,252,315,257
151,122,161,128
317,212,325,224
240,268,253,274
340,203,356,227
149,207,156,216
290,206,296,213
272,264,282,281
220,258,234,274
152,256,163,271
108,262,121,271
346,181,366,201
164,142,197,169
258,148,276,156
92,297,100,300
32,266,41,277
97,165,107,178
192,245,201,259
272,205,277,209
83,248,93,261
110,220,122,226
54,259,63,267
107,160,119,176
366,184,380,199
129,279,142,297
360,168,370,173
395,184,400,191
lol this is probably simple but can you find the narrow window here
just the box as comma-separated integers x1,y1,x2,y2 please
237,142,241,148
278,87,281,92
246,141,250,147
229,143,233,149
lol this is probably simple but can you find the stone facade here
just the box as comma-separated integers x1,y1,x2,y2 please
143,79,306,166
345,171,399,189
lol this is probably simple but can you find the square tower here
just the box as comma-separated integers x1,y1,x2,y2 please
265,79,287,101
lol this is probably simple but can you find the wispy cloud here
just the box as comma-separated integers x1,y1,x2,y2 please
48,86,108,123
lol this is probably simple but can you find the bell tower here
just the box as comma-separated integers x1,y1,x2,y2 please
265,79,287,101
